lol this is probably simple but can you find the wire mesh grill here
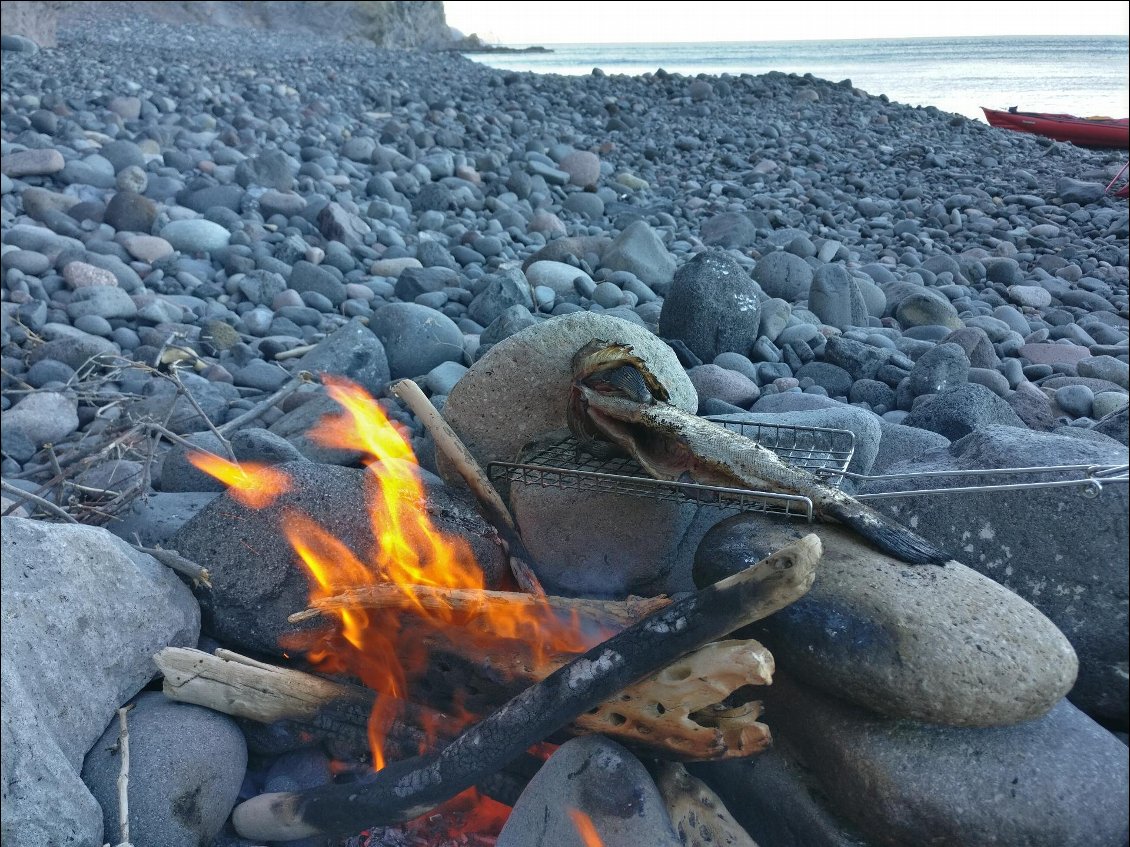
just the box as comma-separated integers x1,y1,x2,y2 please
487,420,858,520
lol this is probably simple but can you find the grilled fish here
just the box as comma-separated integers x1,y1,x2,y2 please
568,341,950,566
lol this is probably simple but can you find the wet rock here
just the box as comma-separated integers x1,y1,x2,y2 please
169,461,506,655
863,426,1129,724
81,692,246,847
497,736,681,847
2,519,199,847
696,514,1077,726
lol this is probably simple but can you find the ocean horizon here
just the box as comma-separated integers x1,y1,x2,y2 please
462,35,1129,122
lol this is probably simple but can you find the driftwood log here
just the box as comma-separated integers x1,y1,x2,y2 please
231,534,821,840
287,583,671,629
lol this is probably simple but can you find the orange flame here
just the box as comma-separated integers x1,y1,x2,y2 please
185,453,291,509
191,375,605,829
568,808,605,847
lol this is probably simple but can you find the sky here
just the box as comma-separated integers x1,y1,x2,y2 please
444,0,1130,44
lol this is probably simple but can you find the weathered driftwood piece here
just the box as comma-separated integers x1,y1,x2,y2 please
155,647,457,761
231,534,821,841
389,378,545,596
576,639,773,760
655,761,760,847
287,582,670,629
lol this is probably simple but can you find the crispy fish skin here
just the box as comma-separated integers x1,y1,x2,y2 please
569,345,951,567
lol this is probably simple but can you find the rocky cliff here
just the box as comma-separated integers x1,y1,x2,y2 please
1,0,454,49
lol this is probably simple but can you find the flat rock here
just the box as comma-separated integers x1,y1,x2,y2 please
697,513,1077,726
863,426,1129,723
2,519,199,847
763,674,1129,847
497,736,681,847
160,219,231,254
1019,342,1094,366
1,148,64,177
169,461,507,655
81,692,246,847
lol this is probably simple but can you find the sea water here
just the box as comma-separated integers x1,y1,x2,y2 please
462,35,1129,122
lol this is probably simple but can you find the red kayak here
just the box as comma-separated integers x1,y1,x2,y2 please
982,107,1129,149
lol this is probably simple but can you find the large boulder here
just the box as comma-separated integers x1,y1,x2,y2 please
441,313,697,596
658,250,763,363
696,514,1078,726
2,519,199,847
862,426,1129,724
757,674,1129,847
441,312,695,476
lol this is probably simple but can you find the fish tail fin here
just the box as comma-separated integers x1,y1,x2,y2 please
822,500,951,566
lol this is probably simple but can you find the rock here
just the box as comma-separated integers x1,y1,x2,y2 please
369,302,464,379
871,421,950,475
696,514,1077,726
1093,404,1129,446
1055,384,1094,417
289,260,347,306
2,391,79,461
863,426,1129,723
230,428,307,466
127,377,231,435
795,361,854,399
424,360,468,396
468,267,534,325
394,265,458,300
104,191,158,233
657,250,762,363
63,261,118,289
694,739,879,847
26,333,119,375
700,211,757,249
66,286,138,321
107,492,220,547
235,149,296,191
1019,342,1094,367
497,736,681,847
160,219,231,254
601,220,677,287
1008,284,1053,308
1056,177,1106,205
906,342,970,397
1078,355,1130,390
297,318,390,396
170,461,506,655
752,251,813,301
370,257,422,277
81,692,246,847
688,364,760,410
558,150,600,187
1,147,64,177
941,326,999,369
2,519,199,847
807,264,866,331
894,290,964,330
157,432,229,494
903,383,1026,439
525,260,595,296
762,674,1129,847
122,234,173,263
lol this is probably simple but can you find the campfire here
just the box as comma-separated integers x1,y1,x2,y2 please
157,374,820,843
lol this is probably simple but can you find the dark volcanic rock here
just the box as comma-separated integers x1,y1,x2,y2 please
169,461,507,655
658,250,762,363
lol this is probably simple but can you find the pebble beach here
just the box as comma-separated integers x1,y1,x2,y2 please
2,9,1128,847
